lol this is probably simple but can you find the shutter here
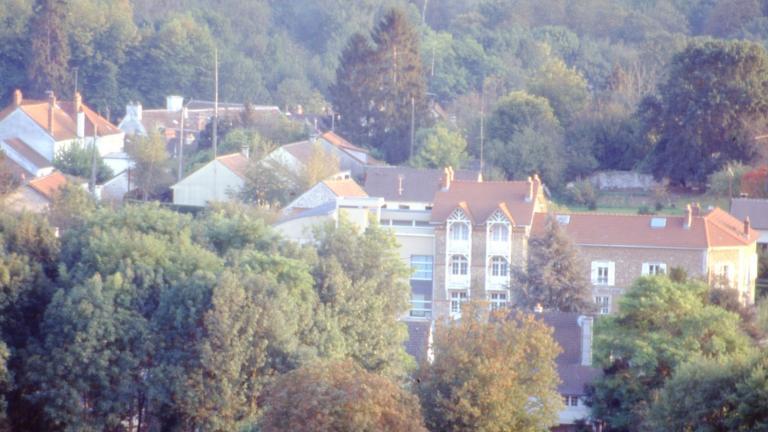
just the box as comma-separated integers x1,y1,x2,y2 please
641,263,649,276
590,261,598,284
608,262,616,286
660,263,667,274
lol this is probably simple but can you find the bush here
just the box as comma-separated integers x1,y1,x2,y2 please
708,162,750,196
564,179,597,209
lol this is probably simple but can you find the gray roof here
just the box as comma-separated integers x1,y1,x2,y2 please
539,312,601,395
404,320,431,363
731,198,768,229
363,166,479,203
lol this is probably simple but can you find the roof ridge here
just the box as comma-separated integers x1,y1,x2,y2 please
704,209,752,245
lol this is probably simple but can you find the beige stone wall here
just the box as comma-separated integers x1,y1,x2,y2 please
707,245,758,304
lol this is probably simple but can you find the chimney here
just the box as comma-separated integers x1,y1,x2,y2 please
692,202,701,216
241,144,250,160
525,176,533,202
397,174,404,196
46,91,56,134
74,91,82,113
578,316,594,366
744,217,751,236
77,111,85,138
166,95,183,112
442,167,451,190
684,204,692,229
534,303,543,313
12,89,22,106
448,166,455,182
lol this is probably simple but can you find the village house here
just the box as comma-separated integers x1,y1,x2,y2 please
3,171,68,213
730,197,768,249
170,151,249,207
0,90,125,177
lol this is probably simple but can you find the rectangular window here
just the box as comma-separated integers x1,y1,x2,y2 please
450,291,468,314
489,292,508,311
642,262,667,276
409,293,431,318
591,261,615,286
410,255,434,280
490,256,509,277
595,296,610,315
451,255,468,276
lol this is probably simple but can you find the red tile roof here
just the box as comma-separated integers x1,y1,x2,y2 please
27,171,67,200
322,178,368,197
430,179,542,225
215,153,249,179
320,131,368,153
533,207,758,249
1,97,121,141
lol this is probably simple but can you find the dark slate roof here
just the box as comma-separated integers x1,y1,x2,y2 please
538,312,601,395
404,320,431,363
363,166,479,203
731,198,768,230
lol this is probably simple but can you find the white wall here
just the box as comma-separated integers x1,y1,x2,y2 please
172,160,244,207
0,109,55,160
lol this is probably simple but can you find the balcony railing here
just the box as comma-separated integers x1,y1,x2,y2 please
447,273,470,290
446,239,470,255
486,240,510,256
486,277,509,291
409,299,432,318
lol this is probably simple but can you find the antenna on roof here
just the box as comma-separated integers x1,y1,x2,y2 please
479,78,485,175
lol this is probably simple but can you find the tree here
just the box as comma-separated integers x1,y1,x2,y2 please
331,9,429,164
527,58,590,126
260,360,427,432
53,141,114,183
418,303,562,432
125,130,171,200
410,124,469,169
486,91,566,186
514,216,593,312
310,219,412,378
27,0,70,96
301,142,340,188
589,277,751,431
646,40,768,185
240,158,301,207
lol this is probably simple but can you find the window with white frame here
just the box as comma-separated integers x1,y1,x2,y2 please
642,262,667,276
450,291,468,314
490,256,509,277
410,255,434,280
489,291,508,310
489,223,509,242
715,263,733,288
563,395,579,407
450,255,469,275
591,261,615,286
595,296,610,315
450,222,469,241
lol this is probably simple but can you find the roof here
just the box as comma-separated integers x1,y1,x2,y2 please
275,200,337,224
1,98,122,141
281,140,314,165
533,207,759,249
364,166,480,203
404,320,432,363
538,312,601,395
2,138,51,170
322,178,367,197
27,171,67,200
215,153,249,179
430,179,541,225
731,198,768,230
319,131,368,154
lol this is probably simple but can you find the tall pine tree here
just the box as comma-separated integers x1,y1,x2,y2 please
332,9,429,164
28,0,71,96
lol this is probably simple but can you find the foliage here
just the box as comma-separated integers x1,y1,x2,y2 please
589,276,751,431
0,151,20,196
418,303,562,432
707,161,751,196
240,158,302,207
527,58,590,126
53,141,114,183
410,124,468,169
645,40,768,185
514,216,593,312
301,142,340,188
27,0,70,96
563,179,598,209
260,360,427,432
125,130,172,200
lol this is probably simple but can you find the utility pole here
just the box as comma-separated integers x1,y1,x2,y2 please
178,104,186,181
212,47,219,157
89,125,99,194
410,96,415,159
73,67,78,94
422,0,429,24
480,79,485,174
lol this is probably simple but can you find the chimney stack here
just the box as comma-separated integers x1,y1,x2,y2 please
241,144,250,160
744,217,751,236
397,174,404,196
525,176,533,202
448,166,455,182
692,202,701,216
12,89,22,106
684,204,692,229
442,167,451,190
74,91,82,113
578,316,594,366
46,91,56,134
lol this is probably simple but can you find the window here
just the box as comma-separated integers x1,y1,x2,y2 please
450,291,468,314
450,255,468,276
489,224,509,242
591,261,615,286
595,296,610,315
642,262,667,276
489,292,508,310
411,255,433,280
563,395,579,407
715,263,733,288
450,222,469,241
410,293,431,318
490,256,509,277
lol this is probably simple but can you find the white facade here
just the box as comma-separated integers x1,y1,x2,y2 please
171,159,245,207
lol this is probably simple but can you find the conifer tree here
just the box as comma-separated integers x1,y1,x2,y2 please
28,0,71,96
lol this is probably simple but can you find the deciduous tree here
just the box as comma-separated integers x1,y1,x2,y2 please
410,124,469,169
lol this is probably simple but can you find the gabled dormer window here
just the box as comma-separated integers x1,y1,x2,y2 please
490,224,509,242
450,223,469,241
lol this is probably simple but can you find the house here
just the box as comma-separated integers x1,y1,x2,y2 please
3,171,67,213
282,176,368,214
0,90,124,177
96,170,136,206
730,198,768,249
170,151,249,207
534,204,760,313
264,132,382,180
537,312,600,431
430,174,548,319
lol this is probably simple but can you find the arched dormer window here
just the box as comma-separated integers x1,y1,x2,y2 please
490,224,509,242
448,208,470,241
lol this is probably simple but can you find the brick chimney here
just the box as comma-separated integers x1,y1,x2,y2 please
442,167,451,190
74,91,82,113
12,89,22,106
75,92,85,138
684,204,692,229
744,217,751,236
46,91,56,134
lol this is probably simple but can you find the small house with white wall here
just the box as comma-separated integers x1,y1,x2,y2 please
171,152,249,207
